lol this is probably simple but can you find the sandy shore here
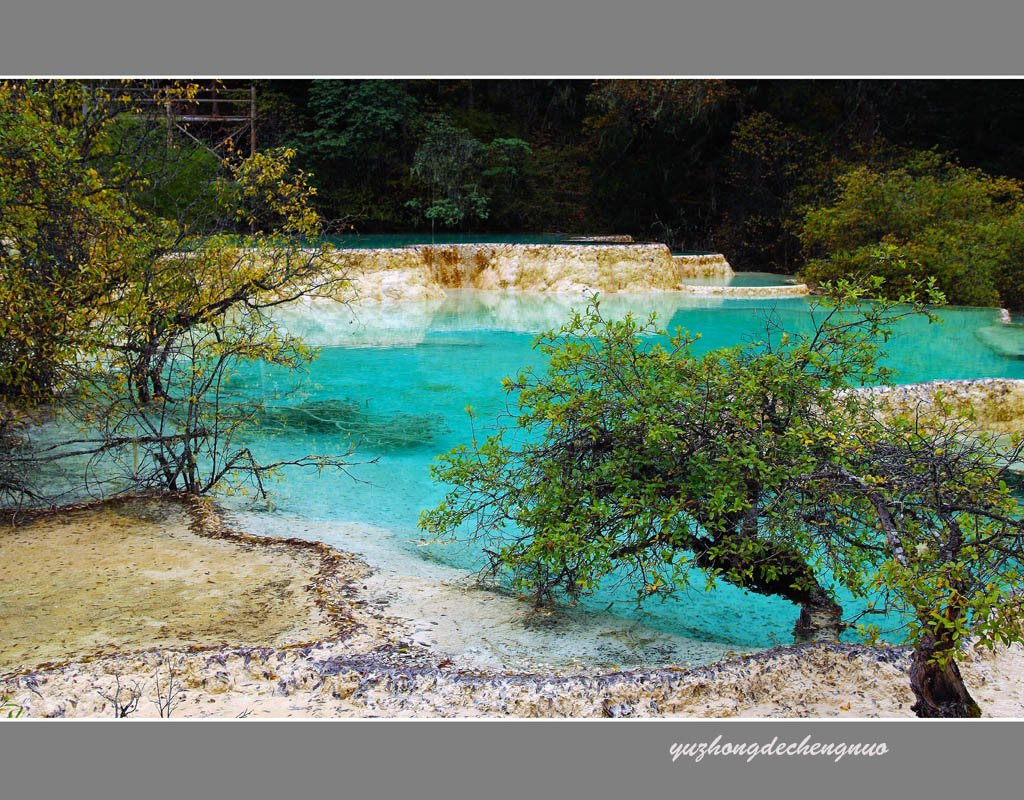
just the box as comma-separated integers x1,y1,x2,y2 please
0,499,352,673
2,497,1022,718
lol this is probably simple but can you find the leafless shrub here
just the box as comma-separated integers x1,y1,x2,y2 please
152,655,187,718
98,674,143,718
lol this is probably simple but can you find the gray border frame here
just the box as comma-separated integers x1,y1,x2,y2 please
1,718,1021,798
3,1,1024,75
3,1,1024,798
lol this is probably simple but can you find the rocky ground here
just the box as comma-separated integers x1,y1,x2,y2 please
2,496,1022,718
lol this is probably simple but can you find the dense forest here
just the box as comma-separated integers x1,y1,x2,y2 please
249,80,1024,281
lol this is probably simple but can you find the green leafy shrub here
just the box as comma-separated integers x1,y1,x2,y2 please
801,150,1024,308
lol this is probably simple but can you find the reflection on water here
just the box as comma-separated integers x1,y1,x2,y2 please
225,291,1024,659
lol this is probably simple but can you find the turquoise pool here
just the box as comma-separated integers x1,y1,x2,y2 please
214,291,1024,659
680,271,797,287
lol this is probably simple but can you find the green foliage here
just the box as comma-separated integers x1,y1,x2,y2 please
298,80,421,227
421,277,942,609
801,150,1024,307
479,137,533,225
719,111,836,271
483,138,532,184
406,118,533,229
256,79,1024,256
0,80,355,505
0,80,147,402
422,275,1024,714
407,116,490,227
0,695,22,718
98,115,223,223
990,206,1024,310
304,80,419,161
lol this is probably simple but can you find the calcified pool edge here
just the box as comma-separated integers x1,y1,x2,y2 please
305,243,744,302
3,500,1022,717
4,378,1024,718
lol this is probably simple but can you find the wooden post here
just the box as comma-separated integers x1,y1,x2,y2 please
250,84,257,155
165,97,173,149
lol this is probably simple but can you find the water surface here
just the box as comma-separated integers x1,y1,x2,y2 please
680,271,797,287
223,291,1024,664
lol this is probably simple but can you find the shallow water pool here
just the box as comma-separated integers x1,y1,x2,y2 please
224,290,1024,664
680,271,796,287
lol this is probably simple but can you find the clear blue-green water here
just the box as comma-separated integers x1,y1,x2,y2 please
219,291,1024,657
320,232,719,257
681,272,797,287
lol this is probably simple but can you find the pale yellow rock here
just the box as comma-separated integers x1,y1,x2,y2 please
300,244,735,304
672,254,733,278
204,672,234,694
320,671,360,700
848,378,1024,435
680,283,809,298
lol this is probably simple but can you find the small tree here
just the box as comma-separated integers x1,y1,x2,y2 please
60,147,358,497
422,278,1024,717
795,405,1024,717
422,279,936,636
0,80,149,403
407,116,490,228
0,80,359,507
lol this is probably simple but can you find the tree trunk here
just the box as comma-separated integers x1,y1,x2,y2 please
690,533,844,643
604,484,844,643
793,592,845,643
909,636,981,718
